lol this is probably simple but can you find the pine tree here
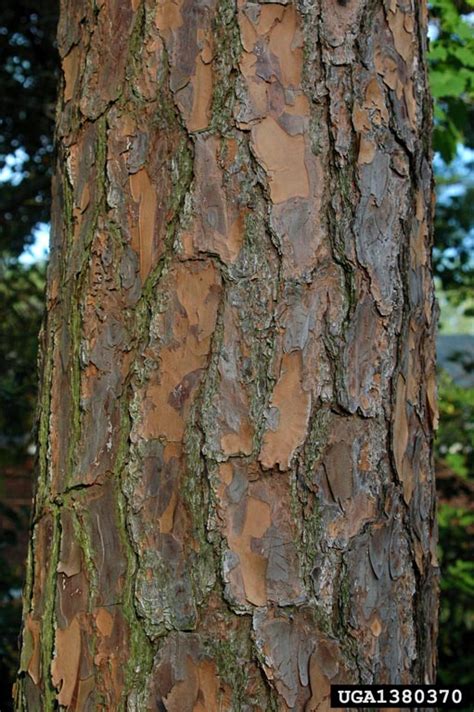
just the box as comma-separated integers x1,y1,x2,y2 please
16,1,438,709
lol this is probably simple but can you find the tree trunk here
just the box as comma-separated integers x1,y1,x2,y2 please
16,0,438,709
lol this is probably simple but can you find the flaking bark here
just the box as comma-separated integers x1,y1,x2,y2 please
16,0,438,710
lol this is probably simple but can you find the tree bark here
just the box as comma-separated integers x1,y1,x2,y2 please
16,0,438,709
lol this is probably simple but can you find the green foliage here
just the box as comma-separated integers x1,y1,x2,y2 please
429,0,474,161
0,260,44,710
433,175,474,301
436,370,474,475
436,371,474,694
437,503,474,690
0,260,45,462
429,0,474,303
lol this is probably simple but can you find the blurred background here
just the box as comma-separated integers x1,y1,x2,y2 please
0,1,472,710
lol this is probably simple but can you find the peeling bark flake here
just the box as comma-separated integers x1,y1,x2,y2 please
252,117,309,203
259,351,311,471
51,617,81,707
130,169,158,281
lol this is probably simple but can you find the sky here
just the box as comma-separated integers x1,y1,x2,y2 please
19,223,49,264
0,148,50,263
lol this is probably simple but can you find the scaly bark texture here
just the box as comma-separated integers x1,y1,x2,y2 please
16,0,438,710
